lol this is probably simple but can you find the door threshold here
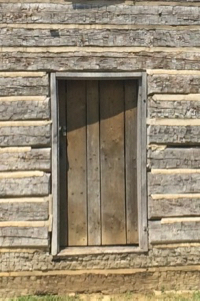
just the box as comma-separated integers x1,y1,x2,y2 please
57,246,142,256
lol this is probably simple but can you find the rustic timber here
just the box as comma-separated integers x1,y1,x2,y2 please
0,172,50,197
87,81,101,246
0,75,48,96
148,125,200,145
2,3,200,25
0,226,48,247
148,74,200,94
148,97,200,119
0,122,50,147
0,97,50,120
0,199,49,221
4,27,200,48
100,80,126,245
67,80,87,246
125,80,138,244
149,173,200,194
149,220,200,244
0,148,50,171
4,50,200,71
148,147,200,169
149,196,200,219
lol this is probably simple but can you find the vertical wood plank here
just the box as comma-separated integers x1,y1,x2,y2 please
51,73,60,255
125,80,139,244
100,80,126,245
139,72,148,251
87,80,101,246
67,80,87,246
58,80,68,247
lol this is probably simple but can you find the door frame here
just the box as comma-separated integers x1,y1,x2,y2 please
51,72,147,255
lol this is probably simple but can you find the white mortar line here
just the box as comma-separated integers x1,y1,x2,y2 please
151,194,200,199
151,169,200,174
0,120,51,127
161,217,200,224
0,72,46,77
0,96,48,102
147,118,200,126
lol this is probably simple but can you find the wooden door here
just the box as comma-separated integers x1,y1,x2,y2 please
59,80,138,247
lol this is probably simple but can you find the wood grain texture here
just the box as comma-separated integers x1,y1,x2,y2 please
0,97,50,120
149,220,200,244
100,80,126,245
148,97,200,119
149,173,200,194
0,148,50,171
149,196,200,219
0,173,50,197
3,50,200,72
87,81,101,246
2,3,200,25
0,75,48,96
148,147,200,169
125,80,138,244
0,199,49,221
67,80,87,246
148,125,200,145
0,123,50,147
0,226,48,247
148,74,200,94
3,27,200,48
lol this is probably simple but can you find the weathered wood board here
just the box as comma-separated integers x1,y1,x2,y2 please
0,123,51,147
87,81,101,246
0,148,51,171
0,172,50,197
149,173,200,194
2,3,200,25
125,80,138,244
0,75,49,96
0,199,49,221
67,80,87,246
148,125,200,145
148,147,200,169
148,97,200,119
0,97,50,120
3,27,200,48
149,220,200,244
100,80,126,245
148,74,200,94
149,196,200,219
3,50,200,71
0,226,48,247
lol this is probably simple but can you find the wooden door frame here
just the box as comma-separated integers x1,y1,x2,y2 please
51,72,147,256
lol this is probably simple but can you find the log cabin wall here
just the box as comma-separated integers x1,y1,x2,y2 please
2,0,200,297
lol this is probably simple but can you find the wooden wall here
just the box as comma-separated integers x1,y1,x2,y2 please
1,0,200,248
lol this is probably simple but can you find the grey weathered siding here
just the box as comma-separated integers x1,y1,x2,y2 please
1,0,200,249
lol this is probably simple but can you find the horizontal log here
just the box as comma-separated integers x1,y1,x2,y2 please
0,198,49,221
0,226,48,247
149,220,200,244
148,97,200,119
148,74,200,94
149,173,200,194
149,196,200,219
0,147,50,171
0,97,50,120
1,3,200,25
2,27,200,47
2,49,200,71
148,147,200,169
0,75,48,96
0,122,51,147
0,172,50,197
148,125,200,145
